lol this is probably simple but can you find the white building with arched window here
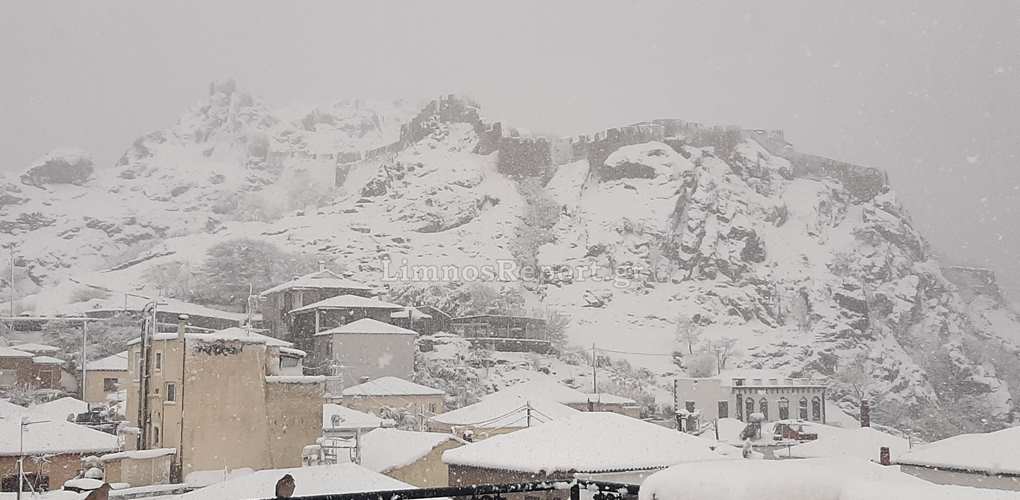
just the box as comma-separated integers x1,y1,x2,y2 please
674,369,828,424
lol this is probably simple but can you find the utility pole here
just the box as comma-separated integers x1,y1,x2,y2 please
591,343,597,396
17,417,49,500
526,402,532,427
9,247,15,319
81,320,88,400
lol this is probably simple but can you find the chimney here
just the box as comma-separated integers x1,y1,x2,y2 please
860,400,871,428
177,314,189,339
879,446,891,466
318,260,326,272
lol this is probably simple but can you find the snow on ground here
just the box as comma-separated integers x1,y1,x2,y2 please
896,426,1020,476
638,458,1019,500
785,426,910,462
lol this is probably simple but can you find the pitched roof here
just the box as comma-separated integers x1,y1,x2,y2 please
314,318,417,337
359,429,461,473
343,377,445,397
87,351,129,371
27,397,90,422
0,346,33,358
442,412,729,474
260,270,372,296
430,392,579,429
126,327,291,347
289,295,405,315
895,426,1020,475
0,415,119,456
490,375,637,406
323,404,384,431
13,343,60,354
68,295,246,322
180,463,412,500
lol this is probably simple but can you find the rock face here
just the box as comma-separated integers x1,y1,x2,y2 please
2,87,1018,436
21,149,94,186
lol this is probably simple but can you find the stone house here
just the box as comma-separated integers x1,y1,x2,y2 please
286,295,406,356
341,377,446,427
84,351,129,404
314,318,416,385
449,315,551,353
0,346,67,391
258,268,374,341
125,325,324,478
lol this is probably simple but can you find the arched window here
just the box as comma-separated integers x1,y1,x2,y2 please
799,398,809,420
778,397,790,420
153,426,160,446
745,398,755,422
759,398,769,421
812,397,822,422
736,395,744,421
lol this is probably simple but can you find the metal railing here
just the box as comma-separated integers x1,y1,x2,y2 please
257,480,640,500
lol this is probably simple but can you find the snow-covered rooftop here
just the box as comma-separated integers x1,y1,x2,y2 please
489,375,637,406
13,343,60,354
786,426,910,462
343,377,445,397
637,458,1010,500
442,412,729,474
0,346,33,358
100,448,176,462
0,411,119,456
359,428,461,473
28,397,89,422
430,392,579,429
87,351,129,371
314,318,417,337
289,295,405,314
66,295,246,322
259,270,372,296
323,404,384,431
32,355,65,365
126,327,291,347
896,426,1020,476
179,463,414,500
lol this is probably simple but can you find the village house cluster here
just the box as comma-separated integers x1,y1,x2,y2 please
0,266,1017,498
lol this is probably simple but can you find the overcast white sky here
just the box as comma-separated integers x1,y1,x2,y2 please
2,1,1018,294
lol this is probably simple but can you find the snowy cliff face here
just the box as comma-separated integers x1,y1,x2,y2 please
2,85,1017,433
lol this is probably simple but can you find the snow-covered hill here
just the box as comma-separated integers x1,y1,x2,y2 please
2,81,1017,436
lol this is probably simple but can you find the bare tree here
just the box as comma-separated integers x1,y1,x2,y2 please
833,354,876,406
708,337,741,374
674,314,702,355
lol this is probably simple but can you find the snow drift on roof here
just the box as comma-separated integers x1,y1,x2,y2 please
0,416,119,456
343,376,445,397
786,426,909,461
895,426,1020,476
359,428,460,473
259,270,372,296
32,355,65,365
638,458,1008,500
430,392,579,429
28,397,89,423
0,346,33,358
180,463,413,500
323,404,383,431
442,412,729,474
289,295,405,314
315,318,417,336
87,351,129,371
13,343,60,354
126,327,291,347
100,448,176,462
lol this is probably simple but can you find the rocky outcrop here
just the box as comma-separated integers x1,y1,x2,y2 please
20,149,93,186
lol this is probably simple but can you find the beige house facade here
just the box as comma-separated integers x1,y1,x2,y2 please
84,351,129,404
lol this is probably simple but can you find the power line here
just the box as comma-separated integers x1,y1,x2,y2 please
595,347,673,357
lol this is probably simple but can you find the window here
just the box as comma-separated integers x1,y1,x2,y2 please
718,401,729,419
769,378,778,385
0,369,15,388
812,397,822,422
735,395,743,421
778,398,790,420
166,382,177,402
153,427,160,446
155,352,162,370
759,398,769,420
745,398,754,422
280,356,300,369
103,378,118,392
799,398,809,420
685,401,696,412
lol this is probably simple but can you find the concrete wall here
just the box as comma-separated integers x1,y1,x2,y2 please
385,439,462,487
325,333,415,385
84,369,127,404
103,454,174,487
265,381,324,468
343,394,446,418
0,453,82,491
